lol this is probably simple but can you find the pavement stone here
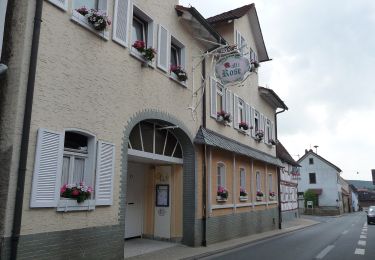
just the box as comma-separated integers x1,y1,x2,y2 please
126,217,319,260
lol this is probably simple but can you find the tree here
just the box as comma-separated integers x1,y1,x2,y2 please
304,190,318,207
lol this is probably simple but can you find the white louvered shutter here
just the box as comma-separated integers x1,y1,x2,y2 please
245,103,250,134
157,24,169,72
259,114,264,142
147,22,154,49
96,141,115,205
112,0,130,47
236,30,241,51
225,89,233,126
181,47,186,69
30,128,64,207
233,94,239,129
210,77,217,118
264,118,269,144
271,121,275,141
48,0,68,10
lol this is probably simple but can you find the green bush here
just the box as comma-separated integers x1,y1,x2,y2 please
304,190,318,207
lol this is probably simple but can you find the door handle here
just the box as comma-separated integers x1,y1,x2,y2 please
127,202,135,205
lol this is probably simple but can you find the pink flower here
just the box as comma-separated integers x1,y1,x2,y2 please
72,189,80,196
224,62,230,68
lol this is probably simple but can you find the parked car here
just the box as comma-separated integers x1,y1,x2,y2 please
367,206,375,224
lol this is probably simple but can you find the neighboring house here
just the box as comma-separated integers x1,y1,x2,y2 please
357,189,375,208
0,1,288,259
339,176,351,213
349,184,359,212
276,141,300,224
297,149,343,215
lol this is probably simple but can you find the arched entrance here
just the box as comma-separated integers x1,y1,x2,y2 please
120,112,197,248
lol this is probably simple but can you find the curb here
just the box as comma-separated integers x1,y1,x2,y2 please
181,221,320,260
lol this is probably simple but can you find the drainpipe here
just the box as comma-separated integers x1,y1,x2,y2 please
10,0,43,259
201,57,207,246
275,108,286,230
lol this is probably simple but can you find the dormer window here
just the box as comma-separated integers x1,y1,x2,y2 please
309,158,314,164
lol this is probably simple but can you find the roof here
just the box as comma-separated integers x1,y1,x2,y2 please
207,4,254,24
276,141,300,167
175,5,227,47
297,149,342,173
348,180,375,191
194,127,283,167
207,4,270,62
258,87,288,110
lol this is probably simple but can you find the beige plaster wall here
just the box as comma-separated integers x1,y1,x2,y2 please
19,0,206,235
205,14,276,156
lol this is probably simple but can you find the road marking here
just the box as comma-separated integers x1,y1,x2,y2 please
360,235,367,239
316,245,335,259
355,248,365,255
342,230,348,235
358,240,366,246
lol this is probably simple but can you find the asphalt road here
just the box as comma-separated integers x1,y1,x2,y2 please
202,212,374,260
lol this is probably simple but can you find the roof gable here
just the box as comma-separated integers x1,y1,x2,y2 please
276,141,299,167
297,150,342,173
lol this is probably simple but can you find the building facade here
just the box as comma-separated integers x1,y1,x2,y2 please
297,149,343,215
0,1,288,259
276,142,300,224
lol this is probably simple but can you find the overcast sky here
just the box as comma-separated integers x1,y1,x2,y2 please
180,0,375,181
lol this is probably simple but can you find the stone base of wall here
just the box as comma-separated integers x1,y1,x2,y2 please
304,206,340,216
2,225,124,260
281,209,299,224
206,208,278,244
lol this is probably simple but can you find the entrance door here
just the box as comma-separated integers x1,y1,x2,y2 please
154,166,171,239
125,162,145,238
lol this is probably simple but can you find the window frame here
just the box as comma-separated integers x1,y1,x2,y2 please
216,84,224,113
309,158,314,164
217,162,226,189
169,35,187,85
240,167,246,191
309,172,317,184
130,4,155,64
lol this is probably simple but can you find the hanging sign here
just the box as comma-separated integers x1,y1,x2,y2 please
215,54,250,85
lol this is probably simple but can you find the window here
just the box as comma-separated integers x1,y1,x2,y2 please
240,168,246,190
30,128,115,210
237,99,244,125
256,171,261,191
217,163,226,189
216,84,224,112
131,5,154,59
266,119,271,143
169,36,187,83
73,0,98,9
309,173,316,184
268,174,273,193
309,158,314,164
254,110,259,131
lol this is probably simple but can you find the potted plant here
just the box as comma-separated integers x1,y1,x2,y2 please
86,9,111,31
255,130,264,141
170,65,188,82
239,121,249,131
256,191,264,201
60,183,93,203
251,60,260,72
76,6,89,16
216,110,231,124
239,188,248,201
132,40,157,63
269,191,276,200
217,186,228,202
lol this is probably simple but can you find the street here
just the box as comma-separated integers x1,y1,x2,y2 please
202,212,374,260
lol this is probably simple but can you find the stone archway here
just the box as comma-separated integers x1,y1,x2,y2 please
120,110,197,246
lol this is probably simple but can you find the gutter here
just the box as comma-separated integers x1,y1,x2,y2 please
201,57,207,246
275,108,286,229
10,0,43,258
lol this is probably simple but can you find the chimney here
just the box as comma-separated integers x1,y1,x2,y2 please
305,149,308,154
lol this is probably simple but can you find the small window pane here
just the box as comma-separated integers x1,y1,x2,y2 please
73,157,85,183
129,125,143,151
171,45,178,66
155,129,167,155
132,17,145,43
173,144,182,158
140,122,154,153
61,156,70,185
268,174,273,192
64,132,87,150
240,168,245,189
73,0,98,10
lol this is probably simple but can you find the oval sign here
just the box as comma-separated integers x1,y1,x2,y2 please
215,54,251,85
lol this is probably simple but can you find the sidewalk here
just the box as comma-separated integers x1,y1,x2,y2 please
127,217,319,260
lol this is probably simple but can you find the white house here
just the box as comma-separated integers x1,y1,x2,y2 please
297,149,343,215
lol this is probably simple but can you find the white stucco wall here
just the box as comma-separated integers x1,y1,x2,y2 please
298,152,341,208
351,191,359,211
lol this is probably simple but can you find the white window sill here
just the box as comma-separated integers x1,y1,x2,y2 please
215,117,231,126
71,10,109,41
57,199,95,212
237,128,249,135
239,196,248,202
216,196,228,202
129,49,155,68
169,74,187,87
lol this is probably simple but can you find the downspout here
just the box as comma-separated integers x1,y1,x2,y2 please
201,57,207,246
10,0,43,259
275,108,286,230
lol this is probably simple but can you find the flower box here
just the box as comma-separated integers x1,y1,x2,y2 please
132,40,156,63
170,65,188,82
256,196,263,201
71,10,109,40
269,192,276,200
239,196,248,202
216,196,228,202
255,130,264,142
60,183,93,203
216,111,231,125
269,196,276,201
